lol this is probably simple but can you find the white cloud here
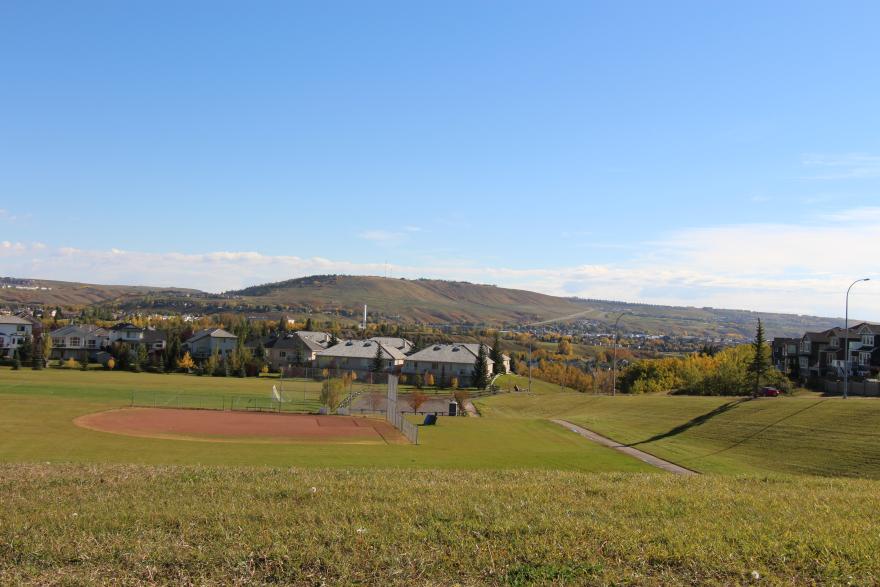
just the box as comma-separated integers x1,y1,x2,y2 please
802,153,880,180
2,207,879,319
357,230,405,242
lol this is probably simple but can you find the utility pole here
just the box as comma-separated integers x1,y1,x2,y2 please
844,278,870,399
611,311,630,396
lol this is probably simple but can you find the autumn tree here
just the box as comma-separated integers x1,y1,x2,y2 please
408,391,429,413
320,378,344,413
557,337,572,356
178,351,195,373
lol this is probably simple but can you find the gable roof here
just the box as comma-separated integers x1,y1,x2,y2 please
315,339,406,361
143,329,167,343
50,324,108,338
111,322,144,332
369,337,414,353
406,343,494,365
0,315,33,326
185,328,237,344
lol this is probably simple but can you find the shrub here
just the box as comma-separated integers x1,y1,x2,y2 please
63,358,80,370
105,358,116,371
320,378,344,413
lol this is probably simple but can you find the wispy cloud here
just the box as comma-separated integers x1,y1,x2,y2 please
357,230,406,242
802,153,880,180
3,207,879,319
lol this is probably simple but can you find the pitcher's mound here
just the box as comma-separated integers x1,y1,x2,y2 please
75,407,406,445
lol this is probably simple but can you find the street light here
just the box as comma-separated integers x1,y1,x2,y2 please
611,311,631,396
844,278,870,399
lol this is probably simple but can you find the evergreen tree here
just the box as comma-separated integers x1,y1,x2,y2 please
329,332,339,347
304,317,313,331
18,334,33,365
294,346,304,366
489,331,506,374
749,319,770,395
32,333,44,370
371,343,384,373
472,343,490,389
278,316,289,333
12,348,21,370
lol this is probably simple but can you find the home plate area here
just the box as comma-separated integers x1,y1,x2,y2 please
75,407,406,445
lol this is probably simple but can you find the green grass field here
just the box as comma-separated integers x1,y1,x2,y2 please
478,374,880,477
4,368,880,584
0,368,646,471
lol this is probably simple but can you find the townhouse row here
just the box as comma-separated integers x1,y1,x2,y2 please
772,322,880,379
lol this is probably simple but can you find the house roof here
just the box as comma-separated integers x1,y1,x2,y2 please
143,329,167,343
369,337,414,353
50,324,108,338
316,339,406,361
0,315,33,325
297,331,334,351
406,343,495,365
185,328,237,344
111,322,144,332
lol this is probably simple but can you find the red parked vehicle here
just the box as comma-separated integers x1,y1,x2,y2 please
760,386,781,397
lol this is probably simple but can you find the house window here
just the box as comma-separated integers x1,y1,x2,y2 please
830,337,838,348
431,362,438,369
16,325,25,332
864,335,875,347
87,340,97,348
280,351,287,358
69,337,81,347
859,352,870,366
53,338,64,347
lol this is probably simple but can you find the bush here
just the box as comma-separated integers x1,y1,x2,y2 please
104,358,116,371
63,358,80,370
320,378,344,413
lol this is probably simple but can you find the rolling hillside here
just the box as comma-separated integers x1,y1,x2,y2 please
226,275,844,338
1,274,846,338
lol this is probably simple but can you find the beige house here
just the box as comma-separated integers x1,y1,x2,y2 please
265,331,334,370
402,343,508,386
183,328,238,359
314,339,406,371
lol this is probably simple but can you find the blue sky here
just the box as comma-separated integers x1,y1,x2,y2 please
1,1,879,319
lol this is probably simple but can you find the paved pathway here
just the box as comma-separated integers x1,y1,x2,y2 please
462,400,480,417
551,419,697,476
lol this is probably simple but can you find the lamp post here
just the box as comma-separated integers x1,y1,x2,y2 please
844,278,870,399
611,311,630,396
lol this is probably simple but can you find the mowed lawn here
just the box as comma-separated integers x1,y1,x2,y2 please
2,464,879,585
478,376,880,477
0,368,648,472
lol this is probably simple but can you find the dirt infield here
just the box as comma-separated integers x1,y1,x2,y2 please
75,408,406,445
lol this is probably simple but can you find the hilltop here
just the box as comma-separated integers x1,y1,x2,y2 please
1,274,845,338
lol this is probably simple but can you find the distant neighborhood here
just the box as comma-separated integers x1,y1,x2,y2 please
0,313,510,387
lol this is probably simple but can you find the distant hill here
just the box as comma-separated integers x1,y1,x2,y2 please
225,275,845,339
0,277,199,307
1,274,846,339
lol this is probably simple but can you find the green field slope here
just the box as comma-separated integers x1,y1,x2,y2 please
0,369,647,472
2,464,879,585
478,378,880,477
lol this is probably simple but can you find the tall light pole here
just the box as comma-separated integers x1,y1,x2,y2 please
844,278,870,399
611,311,630,396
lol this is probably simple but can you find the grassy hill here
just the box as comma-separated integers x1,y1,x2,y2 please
226,274,844,337
0,277,197,307
2,273,846,337
478,377,880,477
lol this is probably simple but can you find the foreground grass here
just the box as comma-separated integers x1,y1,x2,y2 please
477,382,880,477
2,464,878,585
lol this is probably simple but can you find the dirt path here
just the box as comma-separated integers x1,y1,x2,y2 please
551,419,697,475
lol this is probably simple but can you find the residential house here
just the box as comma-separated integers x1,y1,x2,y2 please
771,337,801,377
848,323,880,377
314,339,406,371
402,343,503,386
142,328,168,358
109,322,145,345
183,328,238,359
264,331,334,370
49,324,110,361
0,315,33,359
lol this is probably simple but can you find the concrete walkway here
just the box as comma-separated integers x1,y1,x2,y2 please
551,419,697,476
462,400,480,417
